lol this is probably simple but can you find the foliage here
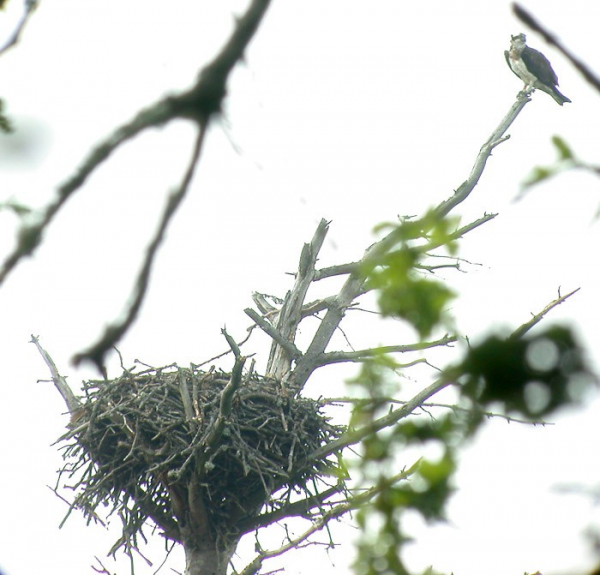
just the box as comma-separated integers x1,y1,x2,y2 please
365,212,459,339
460,326,593,420
519,136,600,216
351,214,596,575
0,98,13,133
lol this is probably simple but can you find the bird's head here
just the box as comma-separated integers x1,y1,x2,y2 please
510,33,527,50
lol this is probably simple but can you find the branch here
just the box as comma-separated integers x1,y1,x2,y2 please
0,0,37,57
509,287,580,340
313,286,577,461
314,262,359,281
315,335,457,367
72,127,206,370
196,325,256,368
198,353,246,471
309,375,455,462
288,98,528,393
0,0,272,292
513,3,600,94
239,466,417,575
266,219,330,380
244,307,303,360
323,397,552,426
239,483,344,534
432,101,526,220
178,369,195,421
31,335,81,415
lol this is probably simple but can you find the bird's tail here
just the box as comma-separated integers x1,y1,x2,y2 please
551,87,572,105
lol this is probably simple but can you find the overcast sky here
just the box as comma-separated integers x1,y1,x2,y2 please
1,1,600,574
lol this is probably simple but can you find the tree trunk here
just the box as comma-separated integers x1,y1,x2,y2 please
184,543,235,575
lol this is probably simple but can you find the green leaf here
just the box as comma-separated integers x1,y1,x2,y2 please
378,277,455,339
523,166,554,188
0,98,14,133
0,200,32,216
552,135,573,161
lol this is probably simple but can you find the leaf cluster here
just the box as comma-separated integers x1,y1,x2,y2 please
460,325,595,420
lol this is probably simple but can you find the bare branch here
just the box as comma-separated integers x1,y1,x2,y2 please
315,335,457,367
314,262,359,281
300,296,338,318
433,99,527,220
244,308,303,361
196,325,256,368
239,483,345,534
222,327,242,359
286,97,529,393
309,375,455,462
266,219,330,380
509,287,580,340
31,335,81,416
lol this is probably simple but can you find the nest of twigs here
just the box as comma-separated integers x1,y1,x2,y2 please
57,363,343,548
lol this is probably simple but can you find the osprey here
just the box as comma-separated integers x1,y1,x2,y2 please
505,33,571,105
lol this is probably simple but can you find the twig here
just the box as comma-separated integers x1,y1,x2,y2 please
314,262,359,281
196,325,256,368
222,327,241,358
509,287,580,340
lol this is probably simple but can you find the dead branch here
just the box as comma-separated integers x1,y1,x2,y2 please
265,219,330,380
509,287,580,340
31,335,81,415
243,93,529,396
244,308,303,362
314,335,457,367
310,375,456,462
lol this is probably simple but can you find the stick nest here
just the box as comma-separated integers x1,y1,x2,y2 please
58,364,344,549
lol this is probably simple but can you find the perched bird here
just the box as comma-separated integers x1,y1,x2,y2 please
505,33,571,105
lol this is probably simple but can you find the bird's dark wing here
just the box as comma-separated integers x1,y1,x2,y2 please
521,46,559,87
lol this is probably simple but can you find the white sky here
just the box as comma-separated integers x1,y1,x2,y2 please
1,1,600,574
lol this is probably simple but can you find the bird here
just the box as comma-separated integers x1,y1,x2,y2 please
505,33,571,106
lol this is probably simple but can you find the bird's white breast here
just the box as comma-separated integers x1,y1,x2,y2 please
509,56,537,86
